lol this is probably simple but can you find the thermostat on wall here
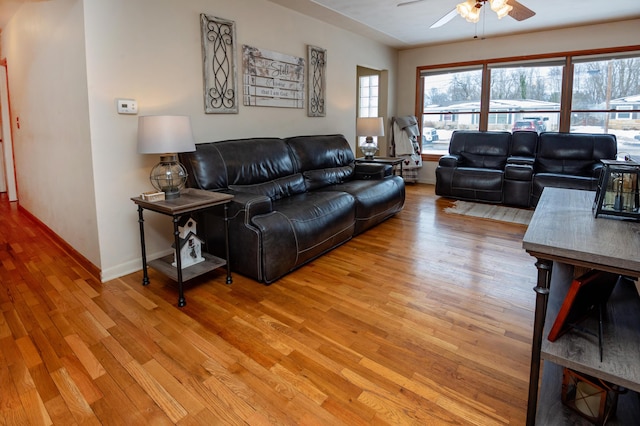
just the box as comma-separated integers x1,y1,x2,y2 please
117,99,138,114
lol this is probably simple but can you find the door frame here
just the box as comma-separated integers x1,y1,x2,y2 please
0,60,17,201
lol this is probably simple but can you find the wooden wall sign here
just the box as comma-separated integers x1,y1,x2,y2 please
200,14,238,114
242,45,305,108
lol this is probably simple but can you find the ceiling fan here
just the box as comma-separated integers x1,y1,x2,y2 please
398,0,535,29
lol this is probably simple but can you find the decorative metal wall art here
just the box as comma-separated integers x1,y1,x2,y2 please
242,45,305,108
200,14,238,114
307,45,326,117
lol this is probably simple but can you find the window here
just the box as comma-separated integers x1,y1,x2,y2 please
571,54,640,156
359,75,379,118
488,61,563,134
418,48,640,158
358,73,380,146
421,67,481,154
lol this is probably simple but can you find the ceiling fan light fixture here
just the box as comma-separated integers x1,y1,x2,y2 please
490,0,513,18
456,0,514,23
456,0,477,21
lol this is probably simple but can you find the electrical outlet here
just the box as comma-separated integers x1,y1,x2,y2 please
117,99,138,114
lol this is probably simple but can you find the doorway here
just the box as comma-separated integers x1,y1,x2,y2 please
0,63,17,201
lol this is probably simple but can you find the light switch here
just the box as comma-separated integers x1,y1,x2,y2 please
117,99,138,114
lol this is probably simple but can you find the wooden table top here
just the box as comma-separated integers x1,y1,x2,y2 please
131,188,233,215
523,187,640,276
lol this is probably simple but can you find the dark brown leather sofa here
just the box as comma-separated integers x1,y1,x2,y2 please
436,131,617,208
180,134,405,283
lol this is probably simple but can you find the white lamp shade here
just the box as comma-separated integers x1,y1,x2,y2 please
137,115,196,154
356,117,385,137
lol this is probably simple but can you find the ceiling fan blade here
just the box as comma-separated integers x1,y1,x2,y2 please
397,0,427,7
430,8,458,29
508,0,536,21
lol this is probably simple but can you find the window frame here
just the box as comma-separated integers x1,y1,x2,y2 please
416,45,640,161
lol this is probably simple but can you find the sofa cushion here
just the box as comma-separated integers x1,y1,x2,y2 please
451,168,503,202
460,152,507,169
536,133,617,174
322,177,405,234
511,131,538,157
252,191,355,282
286,134,356,171
449,131,511,170
229,174,306,201
303,165,354,190
180,138,295,189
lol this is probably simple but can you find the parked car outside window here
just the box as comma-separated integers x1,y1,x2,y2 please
512,120,539,133
523,116,548,132
422,127,439,144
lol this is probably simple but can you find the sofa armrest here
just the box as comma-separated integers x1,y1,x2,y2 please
438,155,461,168
226,191,273,223
591,162,604,179
507,156,535,167
354,162,392,180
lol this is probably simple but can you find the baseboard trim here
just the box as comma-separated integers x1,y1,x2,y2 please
17,204,102,283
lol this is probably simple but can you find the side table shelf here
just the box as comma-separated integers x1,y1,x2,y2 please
148,252,226,283
536,261,640,424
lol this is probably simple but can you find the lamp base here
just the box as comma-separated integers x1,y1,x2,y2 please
149,154,188,200
361,137,379,160
163,188,181,200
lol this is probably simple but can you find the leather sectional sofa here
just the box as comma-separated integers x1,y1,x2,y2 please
179,134,405,283
436,131,617,207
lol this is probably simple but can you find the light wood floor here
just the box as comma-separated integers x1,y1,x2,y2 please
0,184,537,425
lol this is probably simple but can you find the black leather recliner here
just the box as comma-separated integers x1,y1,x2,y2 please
435,131,511,204
180,134,405,283
530,133,617,206
435,130,618,208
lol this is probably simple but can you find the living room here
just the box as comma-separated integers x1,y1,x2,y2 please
0,0,639,423
0,0,637,282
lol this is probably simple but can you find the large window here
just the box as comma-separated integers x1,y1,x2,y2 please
422,67,481,152
419,48,640,158
571,54,640,158
488,61,563,134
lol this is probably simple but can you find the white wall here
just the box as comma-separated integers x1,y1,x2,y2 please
397,19,640,183
0,0,397,281
2,0,100,264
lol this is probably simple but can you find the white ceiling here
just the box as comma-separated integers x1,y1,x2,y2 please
266,0,640,49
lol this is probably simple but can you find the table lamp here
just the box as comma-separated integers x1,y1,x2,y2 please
357,117,384,160
137,115,196,200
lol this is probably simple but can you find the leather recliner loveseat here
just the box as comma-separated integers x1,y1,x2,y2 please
436,130,617,208
179,134,405,283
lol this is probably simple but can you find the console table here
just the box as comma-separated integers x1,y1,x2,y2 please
522,188,640,425
355,156,403,176
131,188,234,307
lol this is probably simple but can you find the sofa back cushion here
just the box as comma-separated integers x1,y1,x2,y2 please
180,138,296,190
535,133,617,174
228,174,306,200
449,131,511,169
511,131,538,157
286,134,355,190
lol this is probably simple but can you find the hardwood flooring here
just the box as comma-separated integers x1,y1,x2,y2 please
0,184,537,425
